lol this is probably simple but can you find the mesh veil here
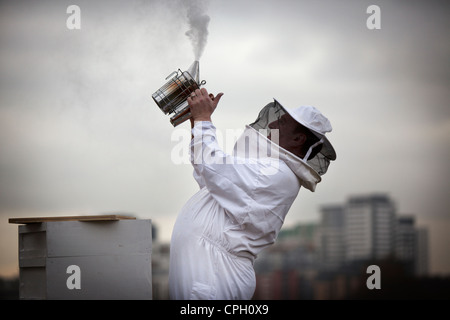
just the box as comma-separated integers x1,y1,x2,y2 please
249,100,333,176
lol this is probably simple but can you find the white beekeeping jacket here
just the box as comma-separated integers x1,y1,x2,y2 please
169,121,320,300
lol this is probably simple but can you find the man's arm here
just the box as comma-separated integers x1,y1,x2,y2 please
188,88,223,187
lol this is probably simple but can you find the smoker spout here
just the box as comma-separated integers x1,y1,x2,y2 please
187,60,200,84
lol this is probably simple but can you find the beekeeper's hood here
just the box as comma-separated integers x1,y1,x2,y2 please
237,99,336,191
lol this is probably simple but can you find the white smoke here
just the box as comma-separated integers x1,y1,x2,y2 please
184,0,210,61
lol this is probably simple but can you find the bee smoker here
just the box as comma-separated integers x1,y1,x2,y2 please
152,61,206,127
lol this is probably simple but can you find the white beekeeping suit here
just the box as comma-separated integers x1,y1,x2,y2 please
169,100,336,300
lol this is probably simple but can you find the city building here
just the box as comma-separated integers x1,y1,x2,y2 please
253,193,431,299
344,194,397,262
415,227,429,276
395,215,416,274
151,224,170,300
319,205,345,271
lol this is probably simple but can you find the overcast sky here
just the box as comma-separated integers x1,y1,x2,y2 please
1,0,449,277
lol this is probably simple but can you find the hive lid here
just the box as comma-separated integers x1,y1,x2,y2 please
9,215,136,224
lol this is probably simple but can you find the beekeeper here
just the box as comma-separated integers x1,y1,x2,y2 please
169,88,336,300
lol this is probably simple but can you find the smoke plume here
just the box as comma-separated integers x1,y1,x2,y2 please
184,1,210,61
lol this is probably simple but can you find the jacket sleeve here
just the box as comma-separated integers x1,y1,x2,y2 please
190,121,299,227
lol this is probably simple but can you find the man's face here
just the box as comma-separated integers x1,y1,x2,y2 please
267,113,305,157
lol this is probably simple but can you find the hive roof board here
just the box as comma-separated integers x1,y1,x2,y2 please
9,215,136,224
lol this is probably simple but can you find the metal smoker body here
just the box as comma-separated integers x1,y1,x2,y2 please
152,61,206,127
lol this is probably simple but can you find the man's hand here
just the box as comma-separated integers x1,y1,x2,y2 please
187,88,223,123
